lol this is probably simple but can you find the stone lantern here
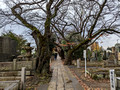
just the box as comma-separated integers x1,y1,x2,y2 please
24,43,33,61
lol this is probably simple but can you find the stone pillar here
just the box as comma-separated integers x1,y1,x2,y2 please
77,59,80,68
13,59,17,70
116,78,120,89
109,69,116,90
21,67,26,90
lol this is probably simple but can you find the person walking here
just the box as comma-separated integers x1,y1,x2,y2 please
53,48,57,60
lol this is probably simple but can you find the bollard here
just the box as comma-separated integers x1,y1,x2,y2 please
21,67,26,90
77,59,80,68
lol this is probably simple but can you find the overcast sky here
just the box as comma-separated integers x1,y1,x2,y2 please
0,0,120,49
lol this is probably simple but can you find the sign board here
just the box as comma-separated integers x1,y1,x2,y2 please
83,50,86,58
110,69,116,90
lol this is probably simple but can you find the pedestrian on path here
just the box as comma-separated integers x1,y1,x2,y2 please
53,48,58,60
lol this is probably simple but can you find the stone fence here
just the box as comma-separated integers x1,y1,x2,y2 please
72,60,104,67
0,59,36,71
0,80,20,90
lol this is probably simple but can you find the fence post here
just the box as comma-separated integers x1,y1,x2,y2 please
77,59,80,68
21,67,26,90
13,59,17,70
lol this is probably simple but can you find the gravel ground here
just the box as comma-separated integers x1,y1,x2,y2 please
68,65,110,89
26,74,51,90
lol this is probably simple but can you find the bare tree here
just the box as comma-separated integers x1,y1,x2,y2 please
0,0,70,74
51,0,120,64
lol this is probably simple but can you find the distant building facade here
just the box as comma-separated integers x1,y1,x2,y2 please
91,42,100,51
0,36,17,62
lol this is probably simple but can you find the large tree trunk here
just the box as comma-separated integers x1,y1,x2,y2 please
64,39,90,65
31,17,52,74
59,49,65,60
36,44,51,74
32,31,51,74
64,49,73,65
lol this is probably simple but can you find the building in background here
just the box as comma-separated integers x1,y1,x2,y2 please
91,42,100,51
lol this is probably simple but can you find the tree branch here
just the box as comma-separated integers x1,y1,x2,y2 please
88,0,107,37
11,5,42,37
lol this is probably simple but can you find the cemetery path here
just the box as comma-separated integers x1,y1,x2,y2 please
47,55,84,90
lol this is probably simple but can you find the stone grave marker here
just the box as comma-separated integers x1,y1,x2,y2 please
0,36,17,62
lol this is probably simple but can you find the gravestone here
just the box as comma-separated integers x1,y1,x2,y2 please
0,36,17,62
91,52,96,61
105,53,117,66
115,43,120,65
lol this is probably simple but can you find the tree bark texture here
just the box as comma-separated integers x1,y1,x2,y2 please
31,28,52,74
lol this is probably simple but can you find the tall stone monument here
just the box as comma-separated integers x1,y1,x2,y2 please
0,36,17,62
115,43,120,65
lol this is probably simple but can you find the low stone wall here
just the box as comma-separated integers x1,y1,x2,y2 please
17,61,34,70
72,60,104,67
80,62,104,67
0,80,20,90
0,59,36,71
0,62,13,70
0,71,34,77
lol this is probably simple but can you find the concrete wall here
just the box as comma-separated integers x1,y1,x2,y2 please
0,59,36,71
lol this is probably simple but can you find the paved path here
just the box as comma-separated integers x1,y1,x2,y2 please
48,56,84,90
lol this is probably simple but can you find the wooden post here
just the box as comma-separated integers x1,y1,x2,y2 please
21,67,26,90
